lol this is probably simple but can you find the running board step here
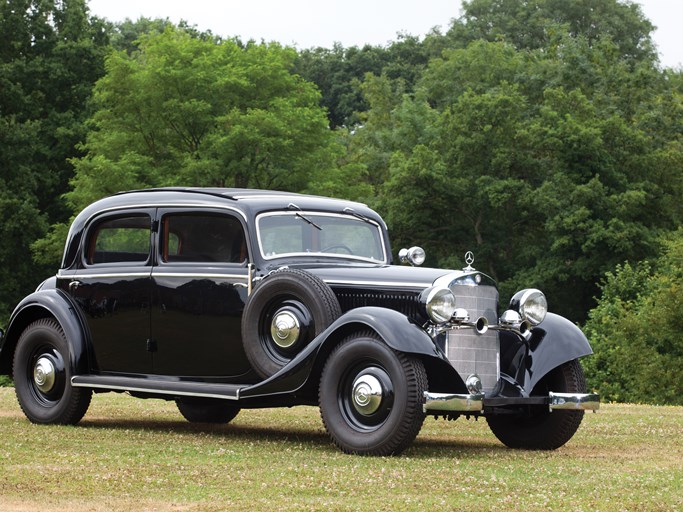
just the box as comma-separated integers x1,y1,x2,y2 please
71,375,242,400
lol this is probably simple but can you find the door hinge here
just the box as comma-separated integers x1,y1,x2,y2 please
146,339,158,352
151,220,159,232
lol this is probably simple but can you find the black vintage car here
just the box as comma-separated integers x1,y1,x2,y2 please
0,188,598,455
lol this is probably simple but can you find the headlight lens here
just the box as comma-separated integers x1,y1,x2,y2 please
420,286,457,324
510,288,547,326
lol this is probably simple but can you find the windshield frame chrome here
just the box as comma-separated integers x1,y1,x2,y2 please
255,211,388,264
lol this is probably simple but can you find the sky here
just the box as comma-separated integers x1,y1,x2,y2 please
87,0,682,69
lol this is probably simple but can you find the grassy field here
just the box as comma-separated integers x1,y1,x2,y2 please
0,387,681,511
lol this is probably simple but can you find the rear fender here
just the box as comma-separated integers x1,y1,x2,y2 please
0,289,90,377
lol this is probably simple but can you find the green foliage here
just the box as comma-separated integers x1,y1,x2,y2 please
0,0,109,320
448,0,656,64
69,28,335,195
350,1,682,320
583,234,683,405
295,35,433,128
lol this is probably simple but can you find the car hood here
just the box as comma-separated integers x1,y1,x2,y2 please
304,264,458,291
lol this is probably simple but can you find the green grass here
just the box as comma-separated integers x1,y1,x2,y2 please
0,388,681,511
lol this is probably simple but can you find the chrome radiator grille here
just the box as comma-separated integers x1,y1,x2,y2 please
446,284,500,392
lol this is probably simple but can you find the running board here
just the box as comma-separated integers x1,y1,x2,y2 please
71,375,242,401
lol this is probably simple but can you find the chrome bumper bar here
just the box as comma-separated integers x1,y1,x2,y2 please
423,392,485,412
549,392,600,410
423,391,600,413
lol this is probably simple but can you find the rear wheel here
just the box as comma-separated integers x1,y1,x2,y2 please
176,398,240,424
319,332,427,455
13,318,91,425
486,359,586,450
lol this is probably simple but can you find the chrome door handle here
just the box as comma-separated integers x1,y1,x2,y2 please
68,280,81,293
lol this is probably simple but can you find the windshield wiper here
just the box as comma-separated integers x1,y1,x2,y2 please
343,207,372,224
296,212,322,230
287,203,322,230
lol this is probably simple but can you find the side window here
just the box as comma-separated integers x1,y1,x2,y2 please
87,214,151,265
161,213,246,264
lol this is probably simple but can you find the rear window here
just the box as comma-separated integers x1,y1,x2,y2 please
87,215,151,264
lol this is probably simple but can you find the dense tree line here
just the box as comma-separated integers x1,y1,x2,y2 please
1,0,681,402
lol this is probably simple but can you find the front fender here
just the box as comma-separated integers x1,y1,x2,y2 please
0,289,90,377
502,312,593,394
320,306,441,357
241,306,458,399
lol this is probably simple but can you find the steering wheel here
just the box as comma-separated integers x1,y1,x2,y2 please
321,244,353,254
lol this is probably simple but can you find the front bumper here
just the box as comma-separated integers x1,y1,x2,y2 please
423,391,600,413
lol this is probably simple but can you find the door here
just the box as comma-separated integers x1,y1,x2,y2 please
69,211,154,374
150,209,252,378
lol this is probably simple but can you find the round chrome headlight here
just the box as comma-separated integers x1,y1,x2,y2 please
420,286,457,324
509,288,547,326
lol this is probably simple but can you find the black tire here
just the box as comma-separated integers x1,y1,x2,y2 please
319,332,427,456
13,318,92,425
486,359,586,450
242,269,341,379
176,398,240,424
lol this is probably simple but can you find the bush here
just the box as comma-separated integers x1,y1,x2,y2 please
583,235,683,405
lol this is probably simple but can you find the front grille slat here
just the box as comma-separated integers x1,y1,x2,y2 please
335,289,421,318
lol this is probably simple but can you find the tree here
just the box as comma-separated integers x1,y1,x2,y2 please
447,0,656,65
35,27,340,264
0,0,109,325
294,35,434,128
353,2,682,320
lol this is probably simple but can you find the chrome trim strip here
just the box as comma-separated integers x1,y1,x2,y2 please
423,392,484,412
152,273,248,280
57,271,249,281
71,378,240,401
57,271,151,279
324,278,432,289
549,392,600,411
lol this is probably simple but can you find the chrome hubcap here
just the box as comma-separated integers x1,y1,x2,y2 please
33,357,56,393
270,311,300,348
351,374,383,415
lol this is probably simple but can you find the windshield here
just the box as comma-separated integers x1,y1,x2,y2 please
257,212,386,263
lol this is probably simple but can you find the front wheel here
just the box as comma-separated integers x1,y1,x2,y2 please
486,359,586,450
13,318,91,425
319,332,427,456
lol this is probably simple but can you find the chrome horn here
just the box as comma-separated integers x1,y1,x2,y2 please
450,309,489,335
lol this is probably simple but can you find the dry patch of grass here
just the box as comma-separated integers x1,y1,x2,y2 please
0,388,681,511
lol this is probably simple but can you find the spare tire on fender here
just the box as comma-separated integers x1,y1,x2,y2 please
241,268,342,379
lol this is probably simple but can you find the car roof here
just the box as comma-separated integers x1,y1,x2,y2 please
109,187,371,213
62,188,384,269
